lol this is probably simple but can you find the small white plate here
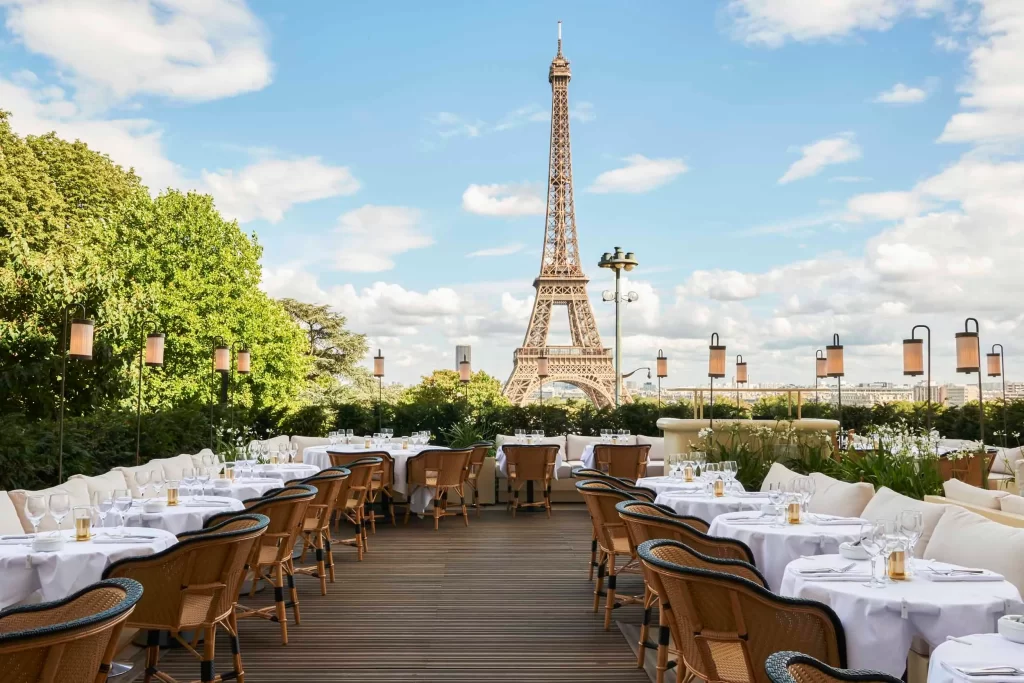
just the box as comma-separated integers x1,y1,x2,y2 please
838,542,870,561
998,615,1024,644
143,500,167,513
32,535,65,552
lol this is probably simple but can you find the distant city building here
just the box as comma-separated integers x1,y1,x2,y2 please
455,345,471,371
945,384,979,407
841,387,914,407
913,383,947,404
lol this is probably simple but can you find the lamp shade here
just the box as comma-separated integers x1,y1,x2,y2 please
69,318,94,360
459,354,471,383
537,354,549,379
735,358,747,384
656,350,668,379
236,348,251,374
145,333,165,367
214,345,230,373
987,352,1001,377
902,338,924,376
955,332,979,373
826,340,844,377
373,349,385,378
708,335,726,378
815,356,827,379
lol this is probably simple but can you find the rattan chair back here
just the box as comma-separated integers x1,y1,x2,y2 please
571,468,658,501
103,514,269,631
407,449,472,488
638,539,847,683
593,443,651,481
504,444,558,482
233,485,316,566
0,578,142,683
766,651,902,683
297,468,350,533
617,501,757,564
576,480,639,556
340,456,383,509
438,448,473,487
468,442,493,473
328,449,388,469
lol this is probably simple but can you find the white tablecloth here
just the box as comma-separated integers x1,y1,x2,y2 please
304,445,443,515
709,511,864,590
640,476,746,497
780,556,1023,677
123,496,245,535
495,445,565,479
654,489,768,524
210,478,280,501
0,529,177,609
928,633,1024,683
254,463,319,483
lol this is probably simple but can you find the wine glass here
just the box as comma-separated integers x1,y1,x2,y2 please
329,431,338,446
182,468,196,499
692,452,707,478
151,472,165,500
899,510,923,570
859,522,886,588
767,486,784,527
24,495,47,536
49,493,70,537
722,461,738,491
112,489,132,538
197,468,211,502
92,491,113,535
134,470,151,499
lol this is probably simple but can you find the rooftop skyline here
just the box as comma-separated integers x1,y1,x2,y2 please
2,1,1020,387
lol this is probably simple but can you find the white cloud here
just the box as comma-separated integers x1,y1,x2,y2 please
2,0,272,106
846,191,925,220
874,82,929,103
333,205,433,272
493,105,549,132
830,175,873,183
461,183,545,217
571,101,596,123
588,154,688,194
430,101,595,139
201,158,360,223
427,112,484,139
466,244,525,258
778,133,862,184
727,0,946,47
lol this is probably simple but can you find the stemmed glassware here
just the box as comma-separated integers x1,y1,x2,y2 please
767,485,785,526
197,468,211,502
112,489,132,538
134,470,151,499
691,452,707,479
899,510,923,572
182,468,196,499
860,522,886,588
514,429,525,444
329,431,338,446
49,493,70,537
92,491,113,536
721,461,738,491
24,495,47,536
151,472,165,501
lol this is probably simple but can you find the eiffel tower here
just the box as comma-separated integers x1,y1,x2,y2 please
503,24,620,408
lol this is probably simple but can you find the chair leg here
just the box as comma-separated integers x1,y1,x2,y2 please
287,559,301,625
360,507,370,551
314,533,327,596
604,553,617,631
143,629,160,683
273,563,289,645
656,606,669,683
228,609,245,683
389,495,396,526
433,495,441,530
544,484,551,518
589,534,597,581
325,534,335,583
201,625,216,682
368,501,377,534
593,552,605,613
512,483,519,519
473,482,481,517
638,586,654,668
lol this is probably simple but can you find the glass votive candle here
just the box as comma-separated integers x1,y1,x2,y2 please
683,465,694,482
224,463,234,480
167,480,180,506
887,549,907,580
364,435,371,449
713,478,725,498
787,494,802,524
74,506,92,541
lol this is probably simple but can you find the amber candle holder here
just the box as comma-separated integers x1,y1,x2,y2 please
364,437,371,449
887,550,906,580
787,501,802,524
713,479,725,497
684,466,694,482
74,507,92,541
167,482,179,506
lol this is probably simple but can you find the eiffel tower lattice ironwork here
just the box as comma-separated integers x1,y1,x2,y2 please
503,24,622,408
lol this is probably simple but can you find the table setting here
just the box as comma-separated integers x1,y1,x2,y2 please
929,631,1024,683
780,555,1023,677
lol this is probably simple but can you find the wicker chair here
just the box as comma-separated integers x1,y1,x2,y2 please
638,539,847,683
0,577,142,683
103,514,270,683
292,468,350,595
618,500,764,682
466,441,493,517
593,444,652,481
766,651,902,683
571,468,658,502
576,480,647,630
363,452,396,532
504,444,559,518
333,456,383,560
205,485,315,646
404,448,473,529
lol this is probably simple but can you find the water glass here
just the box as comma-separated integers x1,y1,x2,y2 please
112,489,132,537
134,470,151,499
859,521,888,588
74,506,92,541
49,493,71,536
767,487,784,527
197,469,211,502
182,468,196,498
899,510,923,571
24,495,47,535
151,472,165,499
92,491,113,533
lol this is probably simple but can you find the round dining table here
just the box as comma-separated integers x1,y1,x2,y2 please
123,495,245,535
653,488,769,526
781,556,1023,678
708,511,866,590
0,528,177,609
639,476,747,497
209,478,281,501
927,633,1024,683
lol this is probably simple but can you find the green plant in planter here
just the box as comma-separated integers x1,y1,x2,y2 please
834,422,943,499
788,430,839,478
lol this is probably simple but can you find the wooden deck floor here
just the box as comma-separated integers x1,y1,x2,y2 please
147,506,651,682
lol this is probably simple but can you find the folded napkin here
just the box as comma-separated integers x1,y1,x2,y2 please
724,517,775,526
811,516,869,526
0,538,32,545
184,501,232,508
732,492,770,498
799,572,873,582
922,568,1005,583
942,661,1024,683
92,537,154,545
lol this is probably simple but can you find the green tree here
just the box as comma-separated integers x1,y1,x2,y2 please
402,369,508,410
279,298,368,386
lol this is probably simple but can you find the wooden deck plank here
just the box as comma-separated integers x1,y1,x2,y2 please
149,506,650,682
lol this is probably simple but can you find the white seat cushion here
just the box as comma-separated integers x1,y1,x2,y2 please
566,435,602,461
68,470,129,497
189,448,216,468
991,446,1023,475
160,454,201,482
807,472,874,518
248,435,291,453
760,462,801,492
9,479,92,532
924,505,1024,595
291,436,330,463
943,478,1009,510
0,492,25,535
113,461,165,498
559,459,584,478
861,486,947,557
1001,494,1024,516
637,435,664,462
645,461,665,477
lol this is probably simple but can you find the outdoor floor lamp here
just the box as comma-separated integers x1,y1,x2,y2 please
211,338,229,448
815,349,827,404
735,355,747,412
903,324,932,434
827,334,844,431
374,349,385,430
987,343,1006,448
955,318,984,448
58,304,94,482
459,353,471,403
708,333,726,426
135,322,164,466
656,349,667,410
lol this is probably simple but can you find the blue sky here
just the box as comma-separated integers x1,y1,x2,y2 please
2,0,1021,387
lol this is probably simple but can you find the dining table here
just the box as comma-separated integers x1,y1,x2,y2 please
0,528,177,609
927,633,1024,683
707,510,866,590
640,476,747,497
653,488,767,526
780,556,1023,678
122,495,245,535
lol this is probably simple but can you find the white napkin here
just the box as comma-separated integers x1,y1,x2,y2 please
725,518,776,526
91,537,153,545
811,516,869,526
798,572,873,582
184,501,232,508
0,538,32,545
942,661,1024,683
733,492,770,498
922,569,1005,583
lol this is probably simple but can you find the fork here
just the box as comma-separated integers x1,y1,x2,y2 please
956,666,1024,676
800,563,856,574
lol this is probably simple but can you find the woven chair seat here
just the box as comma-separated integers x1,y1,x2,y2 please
766,651,902,683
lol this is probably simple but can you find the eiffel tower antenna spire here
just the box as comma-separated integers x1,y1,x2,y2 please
502,24,621,408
